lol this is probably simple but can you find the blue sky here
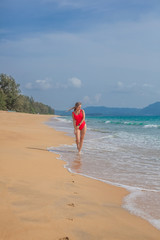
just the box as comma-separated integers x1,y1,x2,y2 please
0,0,160,110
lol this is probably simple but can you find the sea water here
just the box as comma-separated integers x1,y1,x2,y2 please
47,115,160,230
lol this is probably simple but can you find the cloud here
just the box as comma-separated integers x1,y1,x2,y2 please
83,94,102,105
25,78,52,90
112,81,138,94
83,96,92,104
95,93,102,103
25,77,82,91
25,82,34,90
68,77,82,88
35,79,52,89
0,29,11,34
43,0,84,9
54,82,68,89
41,0,158,14
41,0,104,10
117,81,123,88
143,83,154,88
113,81,158,98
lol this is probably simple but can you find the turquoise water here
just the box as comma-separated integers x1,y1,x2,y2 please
47,115,160,230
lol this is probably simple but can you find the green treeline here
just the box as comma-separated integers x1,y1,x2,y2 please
0,73,54,114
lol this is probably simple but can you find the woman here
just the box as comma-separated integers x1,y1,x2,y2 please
69,102,87,153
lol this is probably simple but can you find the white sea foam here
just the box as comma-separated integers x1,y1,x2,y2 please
54,117,72,123
124,121,131,124
105,120,111,124
144,124,159,128
123,190,160,231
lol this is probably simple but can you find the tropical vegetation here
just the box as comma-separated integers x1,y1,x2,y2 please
0,73,54,114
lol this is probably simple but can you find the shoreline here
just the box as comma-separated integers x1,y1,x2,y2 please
47,116,160,232
0,110,160,240
50,145,160,232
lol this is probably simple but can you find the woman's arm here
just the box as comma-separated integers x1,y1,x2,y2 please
72,113,77,134
72,113,76,127
78,109,85,126
82,109,85,122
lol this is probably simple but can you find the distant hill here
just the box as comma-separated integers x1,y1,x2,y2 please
139,102,160,116
55,110,70,116
84,106,140,116
55,102,160,116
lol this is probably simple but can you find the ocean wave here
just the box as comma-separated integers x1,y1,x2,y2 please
54,117,72,123
104,120,160,128
105,120,111,124
105,120,144,126
123,190,160,231
91,128,111,133
143,124,160,129
124,121,143,126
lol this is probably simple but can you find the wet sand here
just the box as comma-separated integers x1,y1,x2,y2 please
0,111,160,240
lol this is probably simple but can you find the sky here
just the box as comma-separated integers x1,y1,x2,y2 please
0,0,160,110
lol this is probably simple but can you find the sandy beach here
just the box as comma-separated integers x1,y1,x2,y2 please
0,111,160,240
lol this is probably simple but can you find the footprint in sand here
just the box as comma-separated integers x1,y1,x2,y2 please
67,218,73,221
59,237,69,240
67,203,75,207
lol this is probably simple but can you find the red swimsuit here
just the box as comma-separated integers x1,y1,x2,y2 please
72,109,86,130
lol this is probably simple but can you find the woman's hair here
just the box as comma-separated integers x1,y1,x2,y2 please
67,102,82,112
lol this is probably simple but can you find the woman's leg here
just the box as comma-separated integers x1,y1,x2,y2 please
75,129,80,150
79,124,87,153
